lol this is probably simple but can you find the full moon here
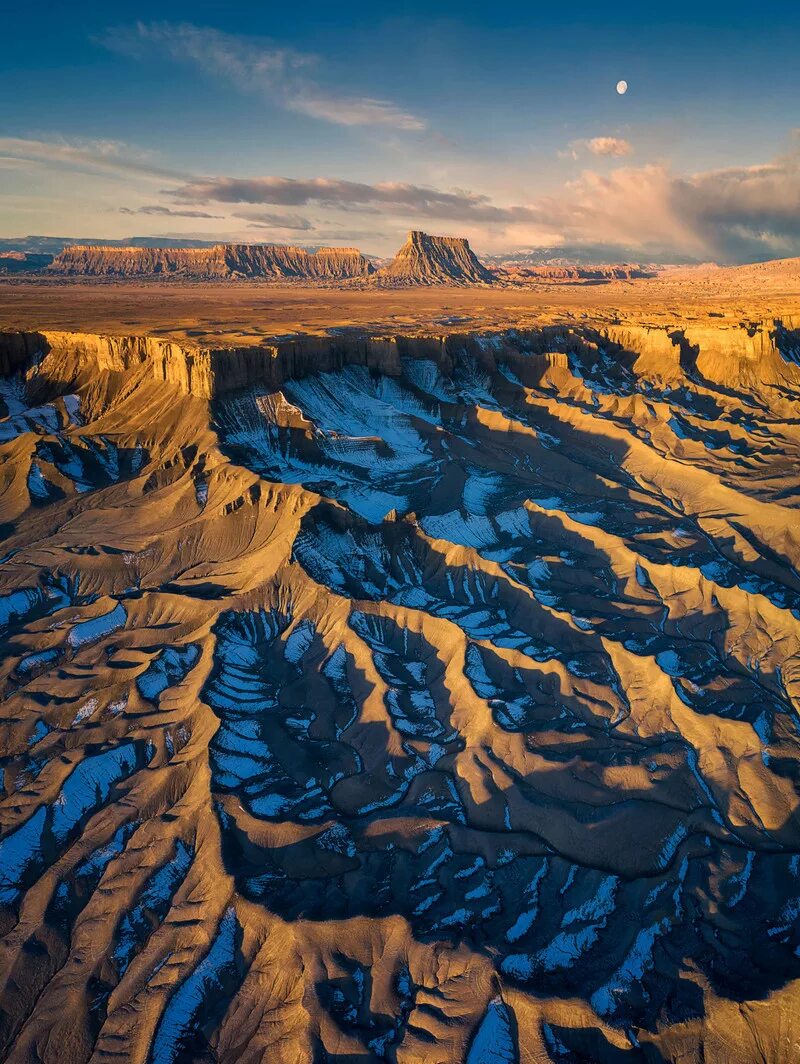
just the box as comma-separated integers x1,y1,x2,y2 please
616,80,628,95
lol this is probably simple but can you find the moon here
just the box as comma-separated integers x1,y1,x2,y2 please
616,80,628,95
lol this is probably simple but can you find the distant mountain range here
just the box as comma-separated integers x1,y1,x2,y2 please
3,232,497,285
482,244,703,268
0,236,220,255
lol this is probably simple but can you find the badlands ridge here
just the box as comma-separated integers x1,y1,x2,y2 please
0,303,799,1062
48,244,376,282
5,232,800,302
22,231,638,286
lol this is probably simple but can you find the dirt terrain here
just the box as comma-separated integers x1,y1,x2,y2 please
2,271,799,346
0,270,799,1062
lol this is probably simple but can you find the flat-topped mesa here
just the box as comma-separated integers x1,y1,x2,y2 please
221,244,373,279
47,243,375,280
0,251,54,274
375,230,495,285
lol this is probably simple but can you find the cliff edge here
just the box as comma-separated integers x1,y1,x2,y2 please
47,243,375,280
374,231,494,285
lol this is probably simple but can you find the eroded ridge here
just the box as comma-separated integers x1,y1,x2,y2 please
0,321,799,1063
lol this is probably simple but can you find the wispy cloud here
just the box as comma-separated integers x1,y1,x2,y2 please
581,136,633,157
0,136,185,180
561,136,633,160
119,204,222,218
241,212,314,231
100,22,425,131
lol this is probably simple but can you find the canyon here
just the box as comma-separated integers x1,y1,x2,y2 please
0,298,799,1062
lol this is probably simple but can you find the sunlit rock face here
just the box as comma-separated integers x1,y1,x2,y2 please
375,231,495,285
45,230,493,286
0,321,799,1062
48,243,375,280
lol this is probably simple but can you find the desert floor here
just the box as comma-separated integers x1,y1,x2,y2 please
1,277,798,344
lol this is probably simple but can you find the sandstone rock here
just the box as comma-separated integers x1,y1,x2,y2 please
375,230,494,285
0,252,53,275
47,244,374,280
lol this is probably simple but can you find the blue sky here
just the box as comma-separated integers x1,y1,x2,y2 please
2,1,800,260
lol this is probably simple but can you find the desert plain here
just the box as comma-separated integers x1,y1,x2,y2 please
2,256,800,343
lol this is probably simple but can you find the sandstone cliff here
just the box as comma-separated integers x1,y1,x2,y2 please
375,230,494,285
47,243,374,280
3,316,798,402
0,252,53,274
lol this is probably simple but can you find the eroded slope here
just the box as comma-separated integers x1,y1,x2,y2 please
0,321,799,1063
48,244,374,280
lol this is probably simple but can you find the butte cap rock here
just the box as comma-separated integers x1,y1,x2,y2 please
375,230,494,285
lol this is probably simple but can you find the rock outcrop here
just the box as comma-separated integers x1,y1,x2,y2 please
3,317,799,403
48,233,495,285
375,230,494,285
0,252,53,274
47,243,374,280
499,264,656,283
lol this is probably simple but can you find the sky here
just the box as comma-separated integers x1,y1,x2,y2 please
2,0,800,262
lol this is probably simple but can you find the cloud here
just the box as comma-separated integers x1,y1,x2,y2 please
539,153,800,260
101,22,425,131
241,212,314,231
582,137,633,157
170,145,800,262
0,136,184,180
0,155,47,170
9,129,800,262
536,165,694,251
563,136,633,160
674,159,800,257
119,205,222,218
169,175,539,224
